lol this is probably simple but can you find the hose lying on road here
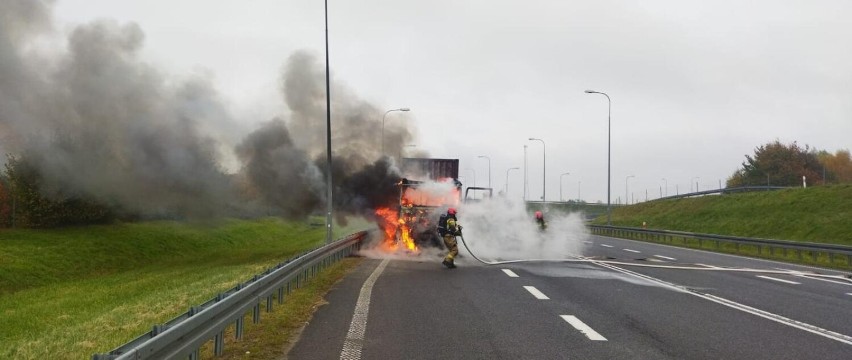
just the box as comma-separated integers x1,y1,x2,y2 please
456,235,852,282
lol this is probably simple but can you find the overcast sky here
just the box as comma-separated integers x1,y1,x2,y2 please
53,0,851,204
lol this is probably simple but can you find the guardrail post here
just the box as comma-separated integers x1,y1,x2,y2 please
236,317,244,339
278,287,285,304
189,349,199,360
214,330,225,356
267,295,273,312
253,303,261,324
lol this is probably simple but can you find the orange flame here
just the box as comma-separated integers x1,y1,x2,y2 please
374,207,418,252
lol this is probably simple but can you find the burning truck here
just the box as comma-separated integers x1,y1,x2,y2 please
374,158,462,252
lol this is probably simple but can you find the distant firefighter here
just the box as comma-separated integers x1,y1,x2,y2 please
535,210,547,231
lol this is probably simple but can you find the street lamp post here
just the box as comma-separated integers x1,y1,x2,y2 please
478,155,491,189
625,175,635,205
323,0,333,244
585,90,612,224
529,138,546,202
505,167,519,196
523,145,528,201
381,108,410,156
560,172,571,202
662,178,668,197
692,176,700,192
578,180,582,202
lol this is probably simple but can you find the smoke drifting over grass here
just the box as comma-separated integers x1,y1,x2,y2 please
0,1,416,221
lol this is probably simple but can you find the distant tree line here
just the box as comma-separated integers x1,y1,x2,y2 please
0,155,120,228
727,140,852,188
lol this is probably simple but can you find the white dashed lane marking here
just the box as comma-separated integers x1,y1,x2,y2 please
502,269,519,278
623,249,641,253
600,244,613,248
561,315,608,341
654,255,676,260
756,275,801,285
523,286,550,300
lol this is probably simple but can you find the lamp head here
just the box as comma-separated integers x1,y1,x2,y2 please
399,108,410,111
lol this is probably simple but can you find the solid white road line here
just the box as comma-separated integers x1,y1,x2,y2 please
340,259,390,360
654,255,677,261
561,315,607,341
588,258,852,346
696,263,720,269
846,293,852,296
795,275,852,287
600,244,614,248
756,275,801,285
523,286,550,300
502,269,519,278
623,249,641,253
583,241,594,244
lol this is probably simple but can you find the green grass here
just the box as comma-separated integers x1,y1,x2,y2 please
207,257,362,360
0,217,371,360
591,184,852,245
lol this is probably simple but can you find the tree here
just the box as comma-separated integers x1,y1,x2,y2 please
817,149,852,184
3,155,115,228
727,140,823,188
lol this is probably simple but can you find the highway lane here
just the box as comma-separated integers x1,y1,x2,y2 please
580,234,852,337
288,236,851,359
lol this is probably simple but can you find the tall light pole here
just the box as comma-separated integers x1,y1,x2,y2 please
578,180,582,202
505,167,519,196
560,172,571,202
323,0,333,244
478,155,491,189
662,178,668,197
523,145,528,201
529,138,546,202
381,108,410,156
692,176,700,192
625,175,635,205
585,90,612,224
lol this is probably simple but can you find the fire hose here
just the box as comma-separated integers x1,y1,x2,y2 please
456,235,852,281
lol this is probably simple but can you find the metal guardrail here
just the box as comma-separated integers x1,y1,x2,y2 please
588,225,852,269
654,186,790,201
92,231,370,360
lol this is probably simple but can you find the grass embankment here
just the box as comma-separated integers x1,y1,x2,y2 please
592,184,852,245
0,217,369,360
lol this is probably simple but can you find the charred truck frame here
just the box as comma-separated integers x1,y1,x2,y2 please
397,158,462,249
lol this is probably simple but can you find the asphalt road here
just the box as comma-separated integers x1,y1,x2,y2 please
288,234,852,359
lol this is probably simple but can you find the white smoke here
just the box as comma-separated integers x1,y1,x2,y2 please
457,197,589,261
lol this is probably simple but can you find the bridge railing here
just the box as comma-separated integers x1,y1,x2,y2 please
93,231,369,360
588,225,852,270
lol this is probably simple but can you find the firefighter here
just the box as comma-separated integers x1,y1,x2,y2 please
535,210,547,231
438,207,462,268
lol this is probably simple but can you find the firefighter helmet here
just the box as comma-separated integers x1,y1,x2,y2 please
535,210,543,219
447,208,457,215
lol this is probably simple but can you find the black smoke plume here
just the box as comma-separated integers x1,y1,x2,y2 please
0,1,418,223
